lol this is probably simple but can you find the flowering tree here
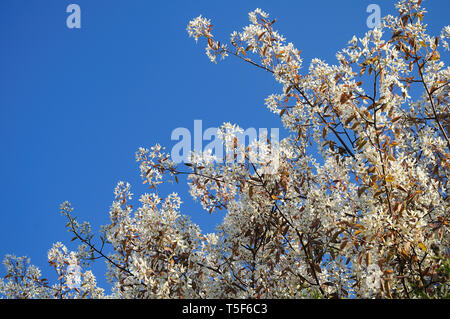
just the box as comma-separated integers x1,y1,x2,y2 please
1,0,449,299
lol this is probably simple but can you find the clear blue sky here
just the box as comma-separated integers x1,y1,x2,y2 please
1,0,448,293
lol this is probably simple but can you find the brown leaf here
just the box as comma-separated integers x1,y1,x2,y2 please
340,92,352,104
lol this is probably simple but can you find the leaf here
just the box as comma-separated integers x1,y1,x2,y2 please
418,242,427,253
396,184,408,193
340,92,352,104
359,67,366,77
374,190,384,197
430,51,440,61
257,31,266,41
314,263,322,273
344,114,356,126
285,85,293,94
356,139,368,150
391,30,403,39
310,218,321,229
358,186,368,197
401,15,409,26
391,116,402,123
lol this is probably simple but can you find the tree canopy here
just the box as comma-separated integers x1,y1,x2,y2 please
1,0,449,299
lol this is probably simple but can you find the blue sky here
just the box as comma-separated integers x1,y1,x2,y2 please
1,0,448,293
